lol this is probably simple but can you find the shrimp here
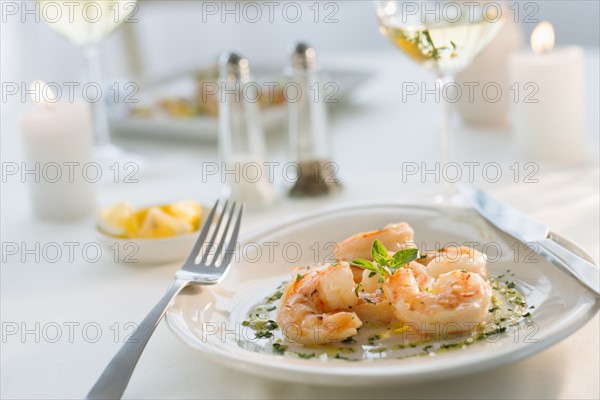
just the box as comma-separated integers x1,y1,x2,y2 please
352,269,396,324
277,262,362,345
383,268,492,334
426,246,488,280
352,265,430,325
352,291,396,324
335,222,415,261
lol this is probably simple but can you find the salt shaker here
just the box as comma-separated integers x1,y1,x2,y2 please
287,43,341,197
218,52,277,209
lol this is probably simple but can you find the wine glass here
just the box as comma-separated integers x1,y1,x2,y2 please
374,1,505,202
38,0,141,166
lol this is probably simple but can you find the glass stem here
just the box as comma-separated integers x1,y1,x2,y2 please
437,75,455,202
82,44,112,148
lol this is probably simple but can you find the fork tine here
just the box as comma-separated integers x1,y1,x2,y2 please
219,203,244,268
198,200,230,265
184,200,219,265
208,202,238,267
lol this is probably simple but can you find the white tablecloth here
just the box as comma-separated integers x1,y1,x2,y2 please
1,50,598,399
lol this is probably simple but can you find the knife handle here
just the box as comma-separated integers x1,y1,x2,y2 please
538,238,600,296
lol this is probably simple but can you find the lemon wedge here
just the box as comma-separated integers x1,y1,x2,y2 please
137,207,194,239
134,207,150,230
160,200,203,230
96,202,139,238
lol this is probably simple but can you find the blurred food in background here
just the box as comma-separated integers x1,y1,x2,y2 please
128,65,286,120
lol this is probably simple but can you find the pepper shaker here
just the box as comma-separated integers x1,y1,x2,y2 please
287,42,341,197
218,52,277,209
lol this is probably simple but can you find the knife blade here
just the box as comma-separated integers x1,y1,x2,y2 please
458,183,599,296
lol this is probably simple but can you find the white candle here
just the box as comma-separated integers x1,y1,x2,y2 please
20,81,95,220
509,22,585,163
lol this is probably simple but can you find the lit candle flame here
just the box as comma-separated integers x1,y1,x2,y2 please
531,21,555,54
29,80,57,108
384,2,397,15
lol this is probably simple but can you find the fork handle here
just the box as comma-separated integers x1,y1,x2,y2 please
86,279,189,399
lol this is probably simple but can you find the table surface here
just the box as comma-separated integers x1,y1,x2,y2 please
1,49,599,399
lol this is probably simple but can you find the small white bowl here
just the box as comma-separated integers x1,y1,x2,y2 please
96,205,212,265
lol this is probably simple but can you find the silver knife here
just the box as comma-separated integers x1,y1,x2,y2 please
458,183,599,296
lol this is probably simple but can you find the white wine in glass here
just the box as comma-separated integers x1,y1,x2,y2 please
38,0,139,164
375,1,505,202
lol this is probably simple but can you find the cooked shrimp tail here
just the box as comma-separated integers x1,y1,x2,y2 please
277,262,363,345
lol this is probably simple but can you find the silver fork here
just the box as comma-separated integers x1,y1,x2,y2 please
86,201,243,399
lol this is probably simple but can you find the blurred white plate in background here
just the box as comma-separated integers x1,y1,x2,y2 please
109,67,371,141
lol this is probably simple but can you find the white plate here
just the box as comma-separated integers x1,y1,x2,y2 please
165,203,598,385
109,67,371,141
